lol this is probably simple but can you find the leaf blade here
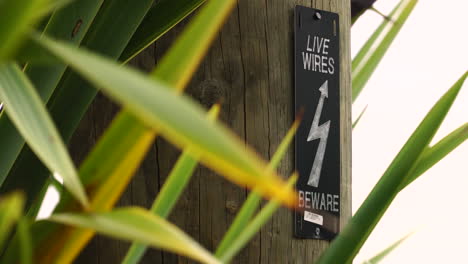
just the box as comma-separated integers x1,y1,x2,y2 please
353,105,368,129
1,0,153,214
401,123,468,189
17,218,33,264
0,192,24,251
0,63,88,207
122,104,220,264
0,0,105,189
28,1,253,263
215,117,301,257
218,174,298,263
0,0,47,61
121,0,206,63
317,72,467,264
352,0,418,102
48,207,220,264
35,33,295,206
363,232,413,264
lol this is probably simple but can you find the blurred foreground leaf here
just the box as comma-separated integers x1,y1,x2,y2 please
17,218,33,264
121,0,206,63
24,1,240,263
0,0,47,61
49,207,220,264
1,0,152,213
0,63,88,208
0,0,104,191
122,104,220,264
35,33,296,206
0,192,24,251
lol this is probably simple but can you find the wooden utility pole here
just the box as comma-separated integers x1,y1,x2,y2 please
73,0,351,263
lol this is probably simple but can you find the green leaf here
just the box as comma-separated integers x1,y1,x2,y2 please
401,122,468,189
48,207,220,264
352,0,418,102
268,115,302,171
35,33,295,206
0,63,88,208
0,0,105,189
122,104,220,264
0,192,24,251
32,0,74,22
353,105,368,129
17,218,33,264
151,0,236,90
363,232,412,264
26,1,239,263
28,111,155,264
0,0,48,61
121,0,206,63
215,116,301,257
26,179,53,220
216,192,261,258
317,72,467,264
46,0,153,140
1,0,154,216
218,174,298,263
3,0,207,218
14,40,60,65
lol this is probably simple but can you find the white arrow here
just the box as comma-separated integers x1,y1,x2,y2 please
307,80,330,187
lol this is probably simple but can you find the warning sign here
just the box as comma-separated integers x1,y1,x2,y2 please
294,5,340,240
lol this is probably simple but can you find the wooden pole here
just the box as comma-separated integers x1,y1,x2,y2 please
74,0,351,263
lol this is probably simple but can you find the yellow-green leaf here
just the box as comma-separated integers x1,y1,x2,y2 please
0,63,88,208
121,0,206,63
218,174,298,263
216,116,301,257
28,1,238,263
17,218,33,264
29,111,154,264
0,0,48,61
122,104,220,264
49,207,220,264
0,0,105,187
0,192,24,251
35,34,295,207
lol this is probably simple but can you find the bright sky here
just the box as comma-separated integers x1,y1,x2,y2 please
352,0,468,263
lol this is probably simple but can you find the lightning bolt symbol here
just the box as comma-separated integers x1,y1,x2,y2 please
307,80,330,187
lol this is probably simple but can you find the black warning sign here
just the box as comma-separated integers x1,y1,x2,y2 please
294,5,340,240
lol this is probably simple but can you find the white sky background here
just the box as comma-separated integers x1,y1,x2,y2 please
352,0,468,263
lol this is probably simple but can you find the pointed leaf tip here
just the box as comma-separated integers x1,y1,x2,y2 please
49,207,220,264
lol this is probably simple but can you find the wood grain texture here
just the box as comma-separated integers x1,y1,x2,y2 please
73,0,350,263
